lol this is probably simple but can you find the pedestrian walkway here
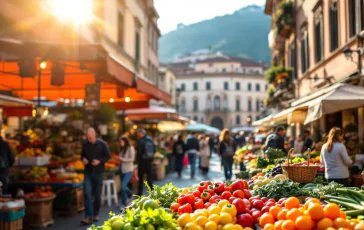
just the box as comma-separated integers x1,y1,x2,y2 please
45,154,239,230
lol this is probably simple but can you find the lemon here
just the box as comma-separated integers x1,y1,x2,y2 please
208,214,220,225
177,213,192,227
205,221,218,230
208,206,221,216
185,222,198,230
220,212,233,225
196,216,208,227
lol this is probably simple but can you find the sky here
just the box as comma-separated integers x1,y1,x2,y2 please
154,0,266,34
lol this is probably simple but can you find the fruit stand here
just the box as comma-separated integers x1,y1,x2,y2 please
0,198,25,230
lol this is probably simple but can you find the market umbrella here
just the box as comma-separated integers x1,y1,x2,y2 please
186,123,220,134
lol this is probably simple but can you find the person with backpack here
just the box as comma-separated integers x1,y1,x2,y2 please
264,126,287,154
136,129,155,196
0,127,15,195
172,134,186,178
186,132,200,179
218,129,236,181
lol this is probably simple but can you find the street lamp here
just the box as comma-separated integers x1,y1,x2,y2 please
343,35,364,76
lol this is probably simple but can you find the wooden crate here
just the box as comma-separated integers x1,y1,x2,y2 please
0,218,23,230
55,188,84,216
24,196,55,228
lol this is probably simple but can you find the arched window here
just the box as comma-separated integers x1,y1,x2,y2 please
193,98,198,112
223,96,228,111
236,115,241,125
207,96,212,111
214,96,221,111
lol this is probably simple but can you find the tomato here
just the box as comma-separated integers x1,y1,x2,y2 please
178,194,186,205
243,189,252,199
243,199,251,209
277,198,286,205
185,193,196,205
204,202,212,209
222,204,237,217
170,202,180,213
253,200,265,210
231,180,244,191
224,186,232,192
229,196,237,204
208,189,215,196
214,182,225,193
201,192,211,201
232,198,246,215
193,190,201,198
242,180,249,190
251,210,262,224
209,195,221,204
233,190,245,199
268,198,276,203
265,202,275,207
206,181,213,186
193,198,204,210
221,191,231,200
261,206,270,214
178,203,192,214
261,197,268,203
237,214,254,228
198,182,209,193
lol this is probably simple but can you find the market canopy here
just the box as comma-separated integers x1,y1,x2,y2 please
186,123,220,134
0,38,171,108
231,126,255,133
252,114,274,127
121,106,178,121
0,94,34,117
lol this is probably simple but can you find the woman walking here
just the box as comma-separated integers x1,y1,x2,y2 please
173,135,186,178
198,135,210,176
119,136,135,209
320,127,352,186
219,129,236,181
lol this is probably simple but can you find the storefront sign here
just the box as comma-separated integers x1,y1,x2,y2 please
288,110,307,124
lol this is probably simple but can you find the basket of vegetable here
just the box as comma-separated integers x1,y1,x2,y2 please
281,149,318,183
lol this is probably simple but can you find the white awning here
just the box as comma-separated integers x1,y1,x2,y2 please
252,114,274,126
0,94,34,106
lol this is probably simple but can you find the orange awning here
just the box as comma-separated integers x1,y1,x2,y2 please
122,106,177,121
137,78,171,105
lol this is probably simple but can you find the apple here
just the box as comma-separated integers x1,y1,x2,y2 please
277,198,286,204
243,198,251,209
232,198,247,215
268,198,276,203
237,214,254,228
253,200,265,210
243,189,252,199
244,208,252,215
233,190,245,199
221,191,231,200
265,202,276,207
261,197,268,203
261,206,270,214
229,196,237,204
252,210,262,223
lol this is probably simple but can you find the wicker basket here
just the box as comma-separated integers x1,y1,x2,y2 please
281,149,318,184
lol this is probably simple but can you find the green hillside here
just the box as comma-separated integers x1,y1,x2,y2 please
159,5,271,63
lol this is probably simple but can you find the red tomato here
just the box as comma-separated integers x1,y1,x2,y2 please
242,180,249,190
208,189,215,196
209,195,221,204
184,193,195,205
265,202,276,207
193,198,204,210
198,182,208,193
268,198,276,203
261,206,270,214
231,180,244,191
221,191,231,200
224,186,232,192
170,202,180,213
232,198,247,215
178,203,192,214
252,200,265,210
237,214,254,228
243,189,252,199
204,202,212,209
193,190,201,198
229,196,237,204
201,192,211,201
178,194,186,205
277,198,286,204
251,210,262,224
261,197,268,203
233,190,245,199
213,182,225,194
243,198,251,209
244,208,252,215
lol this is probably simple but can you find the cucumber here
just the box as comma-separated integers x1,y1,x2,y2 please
350,194,363,204
324,195,359,204
347,187,361,191
329,199,364,211
345,209,364,216
337,188,364,201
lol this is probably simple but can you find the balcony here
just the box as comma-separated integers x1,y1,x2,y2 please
274,0,295,38
268,29,285,50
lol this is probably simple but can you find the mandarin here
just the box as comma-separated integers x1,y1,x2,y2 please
286,208,301,222
259,214,275,228
285,197,300,210
274,220,284,230
281,220,295,230
304,198,320,210
277,210,288,221
317,217,334,230
295,216,313,230
270,206,282,220
334,218,348,229
263,223,275,230
308,203,325,220
324,203,341,220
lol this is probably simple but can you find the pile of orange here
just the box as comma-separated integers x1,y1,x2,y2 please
260,197,364,230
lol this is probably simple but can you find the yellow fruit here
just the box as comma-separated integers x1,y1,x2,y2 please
208,214,220,225
209,206,221,216
244,228,254,230
196,226,203,230
196,216,208,227
205,221,218,230
222,223,236,230
177,213,192,227
220,212,233,225
218,200,230,209
218,224,223,230
182,188,189,194
185,222,198,230
235,224,244,230
192,212,205,220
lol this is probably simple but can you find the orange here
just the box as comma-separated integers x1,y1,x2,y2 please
324,203,341,220
286,208,301,222
285,197,300,210
304,198,320,210
259,214,275,228
277,210,288,221
295,216,313,230
334,218,348,229
281,220,295,230
299,207,305,214
338,228,351,230
274,220,284,230
317,218,334,230
264,223,275,230
269,206,282,220
339,211,347,219
307,203,325,220
303,210,310,216
348,220,359,229
326,228,337,230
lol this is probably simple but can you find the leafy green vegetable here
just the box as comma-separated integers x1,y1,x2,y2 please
146,182,180,208
265,148,285,160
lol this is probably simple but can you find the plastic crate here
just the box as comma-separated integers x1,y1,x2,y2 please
18,156,50,166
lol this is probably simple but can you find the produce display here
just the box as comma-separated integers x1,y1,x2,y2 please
23,186,55,199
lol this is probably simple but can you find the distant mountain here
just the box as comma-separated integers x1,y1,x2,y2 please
159,5,271,63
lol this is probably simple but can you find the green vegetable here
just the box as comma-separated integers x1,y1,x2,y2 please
265,148,284,160
337,188,364,201
323,195,359,204
145,182,180,208
358,215,364,220
329,199,364,211
345,209,364,216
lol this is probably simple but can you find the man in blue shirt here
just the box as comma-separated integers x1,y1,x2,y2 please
81,128,110,225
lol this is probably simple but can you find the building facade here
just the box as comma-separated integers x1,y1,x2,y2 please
166,56,267,129
158,66,177,108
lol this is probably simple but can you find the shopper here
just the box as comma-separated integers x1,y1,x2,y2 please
303,130,313,152
118,136,135,209
320,127,352,186
264,126,287,154
172,135,186,178
167,137,175,172
186,132,200,179
219,129,236,181
294,134,304,154
136,129,155,196
198,135,210,176
208,134,215,156
0,126,15,195
81,128,111,225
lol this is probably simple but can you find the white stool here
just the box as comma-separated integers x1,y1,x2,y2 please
101,179,118,206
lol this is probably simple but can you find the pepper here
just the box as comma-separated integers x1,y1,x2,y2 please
193,198,204,210
214,182,225,193
201,192,211,202
177,194,186,205
198,181,209,193
209,195,221,204
224,186,232,192
184,193,196,205
192,190,201,198
221,204,237,217
231,180,244,191
178,203,192,214
170,202,181,213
